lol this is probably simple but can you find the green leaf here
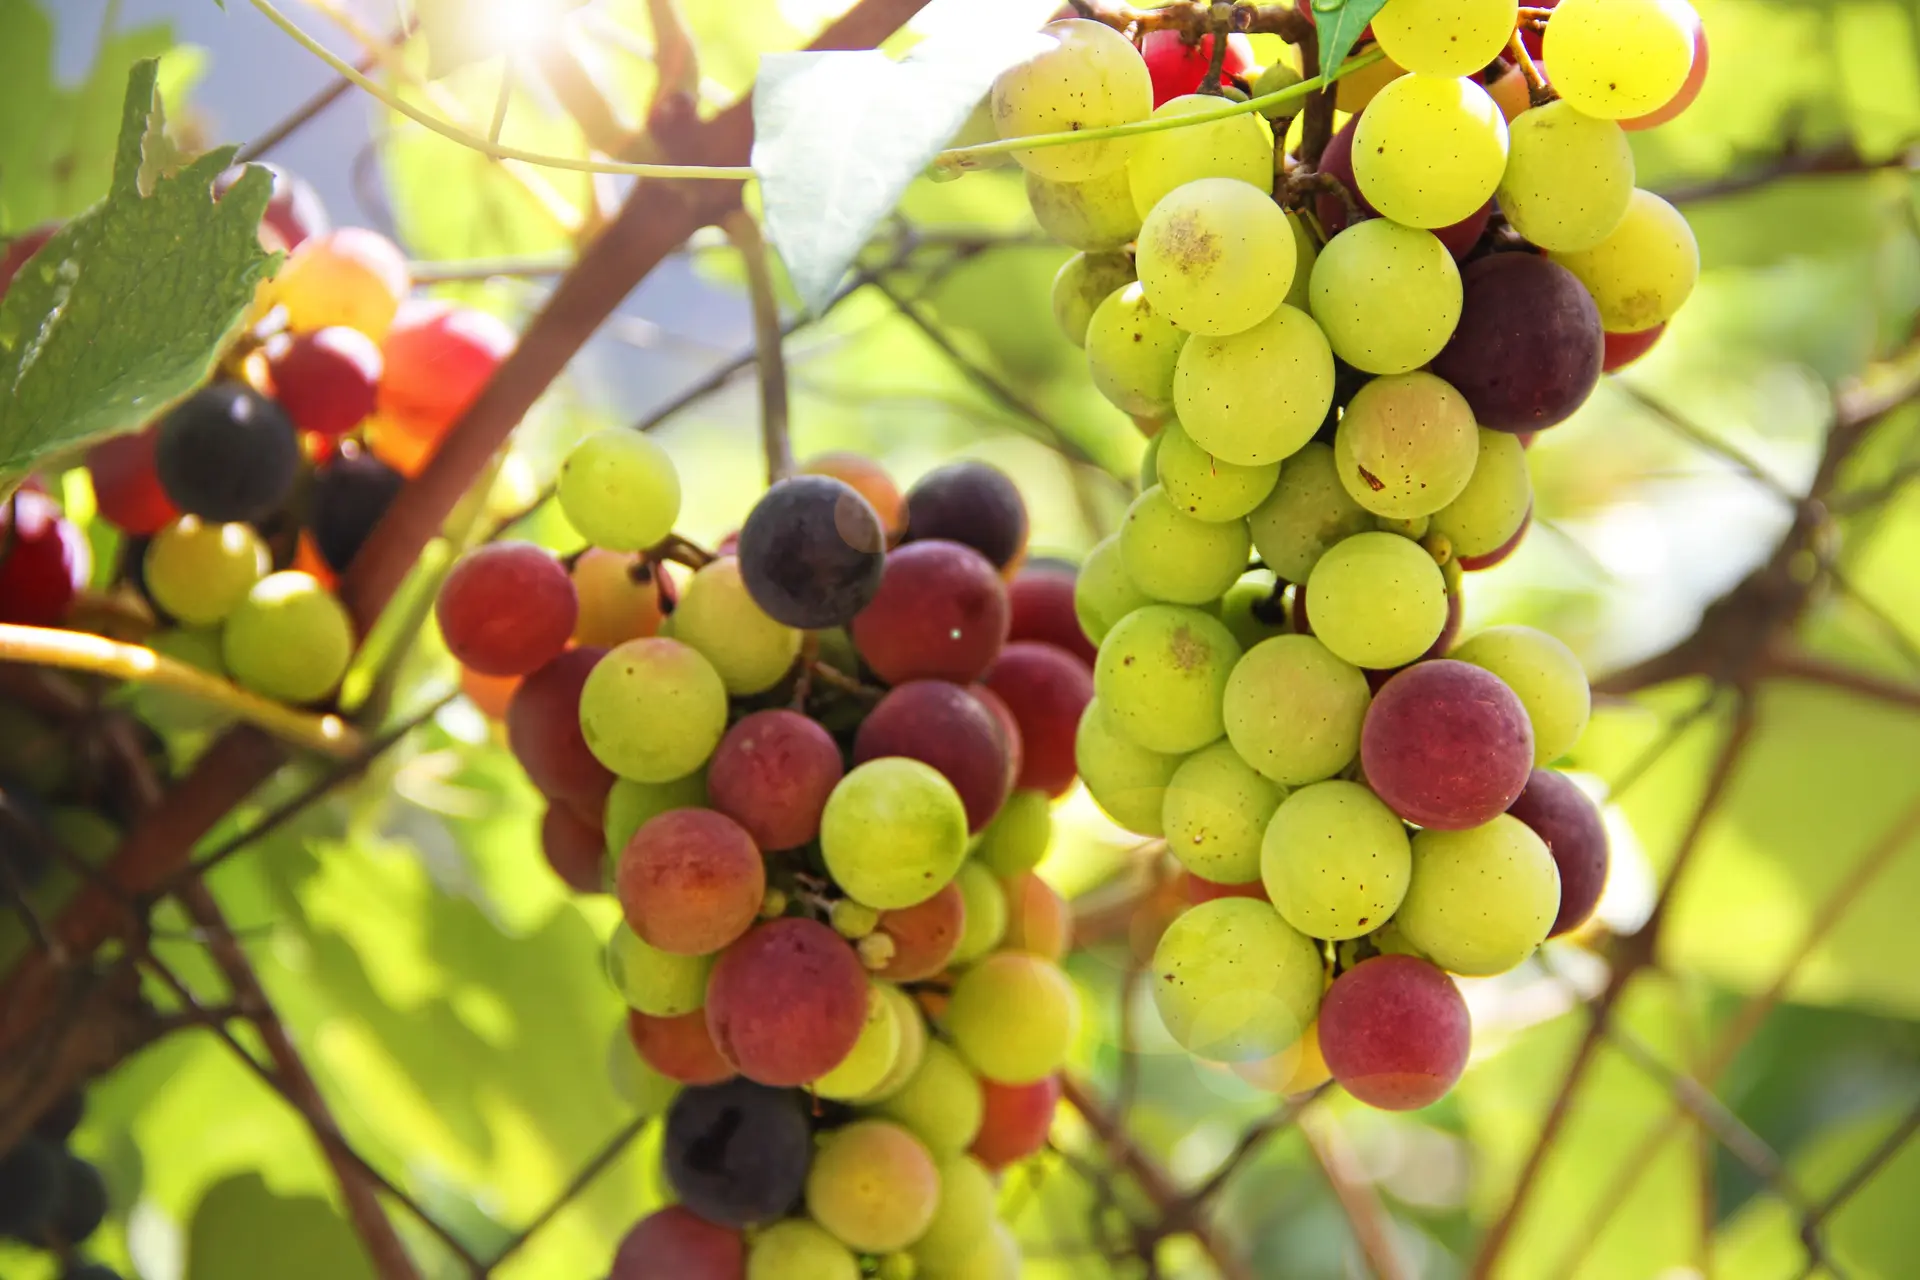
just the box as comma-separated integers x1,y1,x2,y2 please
0,58,277,486
1314,0,1391,87
187,1172,376,1280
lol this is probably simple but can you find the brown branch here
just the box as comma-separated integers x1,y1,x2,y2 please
1761,650,1920,713
1187,1085,1328,1209
1298,35,1334,170
1656,141,1915,207
723,209,795,485
1302,1107,1410,1280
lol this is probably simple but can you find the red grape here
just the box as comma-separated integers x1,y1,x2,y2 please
981,642,1094,797
1431,254,1603,432
617,809,766,956
0,492,89,626
705,918,868,1086
1506,768,1609,937
1319,955,1470,1110
86,427,177,535
873,880,966,982
1361,660,1534,829
377,300,515,440
1141,29,1257,105
1457,504,1532,571
971,683,1025,793
902,462,1029,570
0,225,57,300
540,802,606,894
1602,323,1666,372
507,648,615,818
436,542,578,676
737,476,887,630
1623,17,1707,131
853,681,1012,833
1183,872,1269,905
610,1206,743,1280
1315,115,1491,260
970,1075,1060,1169
1008,564,1097,665
267,327,382,437
216,163,330,251
706,710,845,851
628,1009,736,1086
851,540,1010,685
1003,872,1071,960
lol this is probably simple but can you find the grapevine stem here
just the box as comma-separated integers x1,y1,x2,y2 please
723,208,796,485
1506,31,1552,106
0,625,361,757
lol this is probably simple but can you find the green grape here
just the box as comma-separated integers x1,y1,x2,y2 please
950,861,1009,965
822,758,970,909
1075,697,1182,835
671,557,801,695
1247,442,1374,583
1309,220,1461,375
972,788,1053,876
1352,75,1508,229
1374,0,1519,76
875,1041,985,1156
1086,282,1186,417
1222,635,1369,785
606,1022,681,1116
749,1219,860,1280
1550,189,1698,333
1137,178,1294,336
859,985,930,1103
1217,570,1287,650
556,428,681,552
991,18,1154,182
1127,95,1274,218
1452,625,1592,764
1332,372,1479,519
145,517,268,625
1173,304,1335,466
1261,780,1411,940
1150,897,1321,1061
946,951,1079,1083
1156,421,1280,523
579,638,727,782
1072,534,1151,644
1051,251,1136,347
833,900,882,940
1282,212,1317,312
807,1119,942,1252
936,1224,1020,1280
222,571,355,704
1119,485,1251,603
911,1155,997,1275
1543,0,1697,120
1161,740,1287,884
604,771,708,857
1398,815,1560,975
1497,102,1635,253
877,1254,918,1280
1026,169,1141,251
1093,604,1242,754
817,981,906,1100
1431,428,1532,559
1305,531,1448,669
606,923,713,1016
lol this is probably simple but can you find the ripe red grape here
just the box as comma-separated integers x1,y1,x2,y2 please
436,542,578,677
1315,115,1492,260
507,647,615,818
737,476,887,629
851,539,1010,685
1362,660,1535,829
308,445,403,573
616,809,766,956
1318,955,1470,1110
628,1009,736,1086
216,163,330,251
873,880,966,982
1602,323,1666,372
662,1079,813,1228
1507,767,1609,936
971,683,1026,792
969,1075,1060,1170
981,642,1094,797
266,327,382,437
377,300,516,440
1141,29,1257,105
1457,503,1532,571
155,384,301,522
705,917,868,1086
1008,564,1097,665
609,1205,744,1280
540,802,605,893
86,427,177,535
706,709,844,851
902,461,1029,570
853,681,1012,833
1430,254,1603,432
0,492,89,626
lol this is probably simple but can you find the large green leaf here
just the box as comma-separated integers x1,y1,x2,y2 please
187,1173,375,1280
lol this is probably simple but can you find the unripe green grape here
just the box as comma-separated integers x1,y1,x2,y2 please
1332,372,1479,519
950,861,1009,965
1452,625,1592,764
1261,780,1411,940
946,951,1079,1084
1309,219,1462,375
816,981,905,1100
859,984,930,1103
1550,189,1698,333
940,1224,1021,1280
1223,635,1369,785
606,923,713,1016
1174,304,1334,466
1282,212,1317,312
1431,429,1532,559
222,571,355,704
1161,740,1287,884
1137,178,1294,336
822,758,970,909
1353,75,1509,228
1374,0,1519,77
1253,62,1306,121
1217,570,1288,650
1305,531,1448,669
556,428,681,552
832,900,881,940
145,517,268,625
875,1041,985,1157
1398,815,1560,975
1127,94,1274,219
1150,897,1321,1061
1051,251,1136,347
1156,421,1280,523
1544,0,1697,120
1093,604,1242,754
1075,697,1182,835
1247,442,1373,583
749,1219,860,1280
579,638,727,782
1072,534,1151,645
1497,102,1635,253
671,557,801,695
990,19,1153,182
911,1155,997,1274
971,788,1053,876
604,771,708,857
1086,282,1186,417
1118,485,1250,603
1026,168,1141,251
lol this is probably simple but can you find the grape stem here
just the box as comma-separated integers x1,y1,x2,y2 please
1505,30,1553,108
722,208,796,485
1195,4,1235,97
0,625,363,757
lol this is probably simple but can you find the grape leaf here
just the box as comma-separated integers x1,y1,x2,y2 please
1313,0,1391,86
0,58,277,488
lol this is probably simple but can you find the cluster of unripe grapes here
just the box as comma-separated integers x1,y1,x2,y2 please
438,437,1114,1278
986,0,1698,1109
0,1092,115,1280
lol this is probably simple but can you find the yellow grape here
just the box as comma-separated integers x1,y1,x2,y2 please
1026,168,1141,251
1136,177,1294,336
1544,0,1698,121
1126,94,1274,218
991,19,1153,182
1173,304,1334,466
1498,101,1635,253
1550,189,1698,333
1308,219,1462,375
1352,75,1509,229
1374,0,1520,77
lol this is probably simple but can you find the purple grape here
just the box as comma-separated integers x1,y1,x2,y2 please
1361,660,1533,829
1430,254,1603,433
1507,768,1609,936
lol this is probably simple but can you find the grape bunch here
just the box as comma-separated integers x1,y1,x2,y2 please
439,444,1100,1277
0,1091,117,1280
991,0,1685,1108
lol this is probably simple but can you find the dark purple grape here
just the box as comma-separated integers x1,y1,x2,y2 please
155,384,301,522
1430,254,1603,433
33,1092,83,1143
308,445,403,572
902,461,1029,569
1507,768,1609,937
737,476,886,629
46,1153,107,1245
662,1079,812,1229
0,1136,61,1238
